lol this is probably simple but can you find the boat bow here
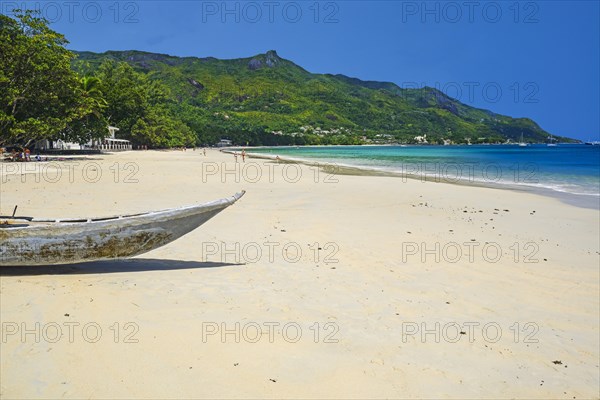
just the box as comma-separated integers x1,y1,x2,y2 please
0,191,246,266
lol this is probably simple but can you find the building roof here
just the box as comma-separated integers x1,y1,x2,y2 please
105,138,130,143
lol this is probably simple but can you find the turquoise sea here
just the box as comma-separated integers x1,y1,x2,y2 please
249,144,600,207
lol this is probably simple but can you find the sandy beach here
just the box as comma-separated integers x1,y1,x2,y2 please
1,149,598,399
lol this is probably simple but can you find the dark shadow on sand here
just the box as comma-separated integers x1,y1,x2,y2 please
0,258,242,276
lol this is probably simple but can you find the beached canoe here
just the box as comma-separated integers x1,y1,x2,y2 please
0,191,245,266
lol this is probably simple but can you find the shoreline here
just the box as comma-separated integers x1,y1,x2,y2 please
223,149,600,210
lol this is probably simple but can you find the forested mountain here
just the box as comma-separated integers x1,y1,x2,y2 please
74,50,573,146
1,11,574,149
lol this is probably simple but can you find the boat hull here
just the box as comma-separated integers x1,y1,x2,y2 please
0,192,244,266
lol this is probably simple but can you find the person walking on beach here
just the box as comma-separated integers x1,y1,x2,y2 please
241,149,246,162
203,148,206,156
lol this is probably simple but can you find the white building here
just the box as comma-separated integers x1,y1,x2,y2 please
37,126,131,152
98,126,132,151
217,139,232,147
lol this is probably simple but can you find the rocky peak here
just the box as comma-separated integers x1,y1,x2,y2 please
265,50,280,65
248,50,282,70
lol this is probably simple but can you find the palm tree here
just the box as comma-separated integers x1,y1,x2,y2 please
62,76,109,145
80,75,108,115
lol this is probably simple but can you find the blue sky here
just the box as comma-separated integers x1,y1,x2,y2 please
3,1,598,140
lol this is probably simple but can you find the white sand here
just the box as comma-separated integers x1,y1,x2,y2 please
1,149,598,399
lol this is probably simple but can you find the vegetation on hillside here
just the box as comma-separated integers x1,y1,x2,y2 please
1,12,575,148
72,49,577,146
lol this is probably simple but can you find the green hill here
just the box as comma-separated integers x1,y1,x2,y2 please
74,49,573,146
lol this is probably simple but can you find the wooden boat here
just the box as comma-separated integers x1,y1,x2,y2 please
0,191,245,266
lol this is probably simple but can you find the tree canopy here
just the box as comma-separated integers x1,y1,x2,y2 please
0,11,97,147
0,12,195,149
